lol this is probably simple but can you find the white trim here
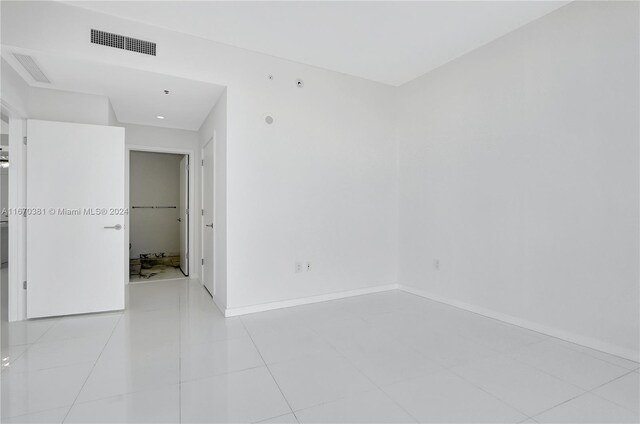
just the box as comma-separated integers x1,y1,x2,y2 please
211,292,226,316
126,144,196,283
1,99,27,121
224,284,399,317
2,99,28,322
6,118,27,321
398,284,640,363
200,137,215,296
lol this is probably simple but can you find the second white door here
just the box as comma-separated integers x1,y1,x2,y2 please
179,155,189,276
201,139,214,295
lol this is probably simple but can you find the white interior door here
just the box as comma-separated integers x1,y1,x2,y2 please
201,139,214,295
26,120,125,318
179,155,188,276
1,150,8,267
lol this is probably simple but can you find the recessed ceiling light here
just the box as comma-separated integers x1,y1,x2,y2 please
156,115,165,120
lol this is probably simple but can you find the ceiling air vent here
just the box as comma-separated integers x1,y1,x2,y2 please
91,29,156,56
12,54,51,84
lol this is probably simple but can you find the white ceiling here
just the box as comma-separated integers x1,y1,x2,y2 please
68,1,569,86
3,50,225,131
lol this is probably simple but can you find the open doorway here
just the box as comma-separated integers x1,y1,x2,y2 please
129,150,189,282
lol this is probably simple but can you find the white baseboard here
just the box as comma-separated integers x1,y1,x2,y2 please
211,294,226,317
224,284,399,317
398,284,639,363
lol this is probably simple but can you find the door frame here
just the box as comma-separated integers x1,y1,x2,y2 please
200,136,215,296
1,99,27,321
178,155,189,277
126,145,195,284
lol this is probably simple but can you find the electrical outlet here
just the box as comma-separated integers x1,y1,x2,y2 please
305,262,312,271
295,262,303,273
434,259,440,270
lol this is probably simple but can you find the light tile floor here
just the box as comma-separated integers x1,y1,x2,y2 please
1,280,638,423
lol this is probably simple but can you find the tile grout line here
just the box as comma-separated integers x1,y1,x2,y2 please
370,325,570,422
291,321,390,414
464,329,639,419
187,288,637,423
526,390,593,421
402,287,640,369
586,368,639,392
401,328,635,420
496,349,627,392
1,343,30,372
447,350,637,422
60,313,124,424
499,343,637,411
303,317,421,423
10,285,633,423
8,317,63,364
580,369,640,414
179,364,265,384
254,412,299,424
542,338,640,370
507,337,639,376
238,317,299,422
397,289,560,342
444,358,585,421
359,307,545,371
30,318,62,344
311,309,524,422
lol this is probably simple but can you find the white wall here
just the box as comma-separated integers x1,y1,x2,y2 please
1,1,399,311
397,1,639,360
27,87,111,126
107,100,118,126
124,123,200,152
1,58,113,125
129,151,182,258
225,71,397,310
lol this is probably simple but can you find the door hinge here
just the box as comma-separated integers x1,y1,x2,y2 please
201,209,204,216
23,281,27,289
23,136,27,145
201,159,204,166
186,164,189,172
186,209,189,215
201,258,204,265
186,252,189,260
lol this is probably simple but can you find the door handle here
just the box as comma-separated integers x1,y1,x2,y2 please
177,218,182,222
205,223,213,228
104,224,122,230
